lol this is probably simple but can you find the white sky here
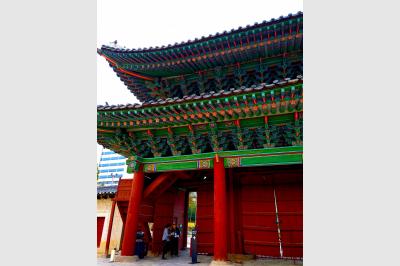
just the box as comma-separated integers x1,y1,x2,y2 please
96,0,303,160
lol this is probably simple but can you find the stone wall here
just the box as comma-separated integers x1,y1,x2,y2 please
97,198,123,256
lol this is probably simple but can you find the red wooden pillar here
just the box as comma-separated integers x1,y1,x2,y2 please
228,169,236,254
121,165,145,256
105,199,116,256
213,155,228,261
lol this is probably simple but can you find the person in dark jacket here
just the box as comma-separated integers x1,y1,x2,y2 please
135,224,145,259
170,223,180,257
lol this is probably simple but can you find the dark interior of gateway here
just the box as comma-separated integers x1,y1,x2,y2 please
115,164,302,258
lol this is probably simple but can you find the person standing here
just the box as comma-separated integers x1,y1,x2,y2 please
170,223,180,257
135,224,145,259
161,224,171,260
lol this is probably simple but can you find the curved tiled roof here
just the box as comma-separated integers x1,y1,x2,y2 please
99,11,302,54
98,11,303,103
97,185,117,198
97,75,302,112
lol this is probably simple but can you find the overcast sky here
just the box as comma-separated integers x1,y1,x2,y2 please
97,0,303,161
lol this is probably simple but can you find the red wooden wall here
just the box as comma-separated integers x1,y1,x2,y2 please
151,190,176,254
97,217,105,247
173,190,186,250
237,166,303,258
240,176,281,257
196,183,214,254
275,183,303,257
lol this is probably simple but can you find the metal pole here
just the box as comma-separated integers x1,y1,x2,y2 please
273,187,283,257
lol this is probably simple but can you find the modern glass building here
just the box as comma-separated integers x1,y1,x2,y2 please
97,148,128,187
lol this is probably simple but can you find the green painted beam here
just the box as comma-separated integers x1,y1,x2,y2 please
140,150,301,173
239,153,302,167
126,146,303,173
141,146,302,164
150,161,197,172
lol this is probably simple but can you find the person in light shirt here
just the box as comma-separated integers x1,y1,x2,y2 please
161,224,171,260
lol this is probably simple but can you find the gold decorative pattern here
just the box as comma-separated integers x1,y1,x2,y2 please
144,164,156,173
197,159,211,169
226,157,241,168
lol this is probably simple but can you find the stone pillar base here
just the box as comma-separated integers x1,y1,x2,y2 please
115,255,139,262
227,253,255,263
209,260,233,266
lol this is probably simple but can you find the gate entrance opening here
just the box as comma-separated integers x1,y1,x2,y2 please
187,191,197,248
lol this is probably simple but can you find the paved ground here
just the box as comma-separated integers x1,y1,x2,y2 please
98,251,211,266
97,250,302,266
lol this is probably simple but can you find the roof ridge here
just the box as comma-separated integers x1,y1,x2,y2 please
99,11,302,54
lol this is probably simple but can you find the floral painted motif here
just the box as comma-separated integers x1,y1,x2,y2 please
144,164,156,173
225,157,241,168
197,159,211,169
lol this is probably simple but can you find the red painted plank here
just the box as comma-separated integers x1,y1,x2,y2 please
97,217,105,247
196,185,214,254
276,183,303,258
240,181,281,257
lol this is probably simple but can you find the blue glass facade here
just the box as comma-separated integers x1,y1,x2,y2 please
100,156,125,161
98,162,125,167
97,148,127,187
